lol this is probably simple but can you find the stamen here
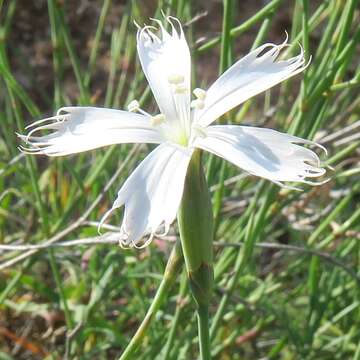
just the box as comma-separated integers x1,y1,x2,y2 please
193,88,206,100
174,84,188,94
127,100,140,112
167,74,185,85
150,114,166,126
191,99,205,110
127,100,151,117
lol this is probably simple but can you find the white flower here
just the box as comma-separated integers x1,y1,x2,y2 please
19,16,327,248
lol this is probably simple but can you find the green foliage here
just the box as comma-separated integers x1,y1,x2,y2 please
1,0,359,359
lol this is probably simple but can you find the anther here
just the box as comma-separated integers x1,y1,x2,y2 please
127,100,140,112
167,74,185,85
193,88,206,100
150,114,166,126
174,84,188,94
191,99,205,110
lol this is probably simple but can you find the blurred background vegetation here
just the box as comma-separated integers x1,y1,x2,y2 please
0,0,360,359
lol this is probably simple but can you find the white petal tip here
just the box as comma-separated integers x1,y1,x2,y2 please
118,232,155,249
302,177,331,186
274,181,303,192
98,207,118,235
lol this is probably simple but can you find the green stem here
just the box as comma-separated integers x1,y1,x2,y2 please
118,241,183,360
197,0,282,52
163,271,187,360
84,0,111,87
55,3,89,104
197,305,211,360
299,0,309,108
210,186,272,340
211,0,233,233
219,0,233,72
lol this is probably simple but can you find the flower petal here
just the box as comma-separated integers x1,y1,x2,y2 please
137,17,191,132
193,125,326,186
195,41,307,127
100,143,193,247
19,107,163,156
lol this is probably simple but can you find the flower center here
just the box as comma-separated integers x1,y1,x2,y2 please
128,98,187,146
166,73,191,145
127,86,208,148
191,124,208,139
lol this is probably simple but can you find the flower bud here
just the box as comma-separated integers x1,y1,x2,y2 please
178,150,214,306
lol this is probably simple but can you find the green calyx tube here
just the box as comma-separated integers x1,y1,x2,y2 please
178,150,214,307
